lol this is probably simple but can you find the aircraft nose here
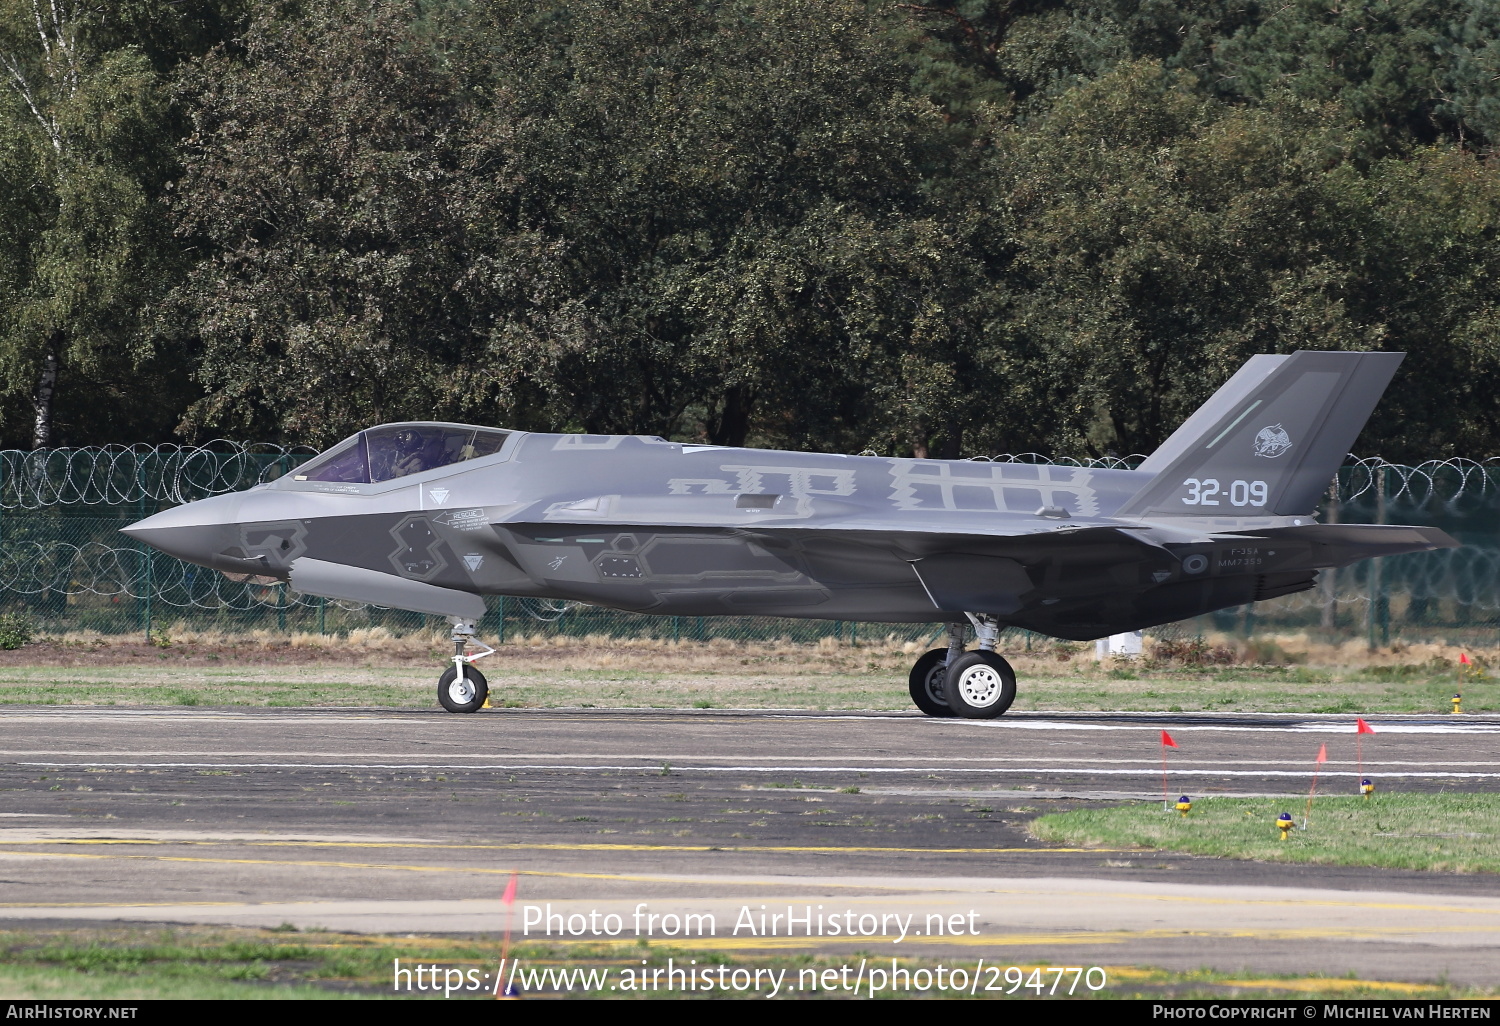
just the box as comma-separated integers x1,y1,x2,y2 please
121,493,248,573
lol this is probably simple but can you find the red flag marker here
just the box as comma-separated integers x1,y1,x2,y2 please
1460,653,1471,665
1305,744,1328,829
497,871,519,999
1160,731,1178,809
1355,719,1375,781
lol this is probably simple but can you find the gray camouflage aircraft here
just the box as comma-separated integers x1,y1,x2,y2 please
124,350,1455,716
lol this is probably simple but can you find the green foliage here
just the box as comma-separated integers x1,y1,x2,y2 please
0,611,33,649
0,0,1496,455
0,0,243,447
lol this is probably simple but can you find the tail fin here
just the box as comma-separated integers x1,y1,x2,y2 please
1116,350,1404,518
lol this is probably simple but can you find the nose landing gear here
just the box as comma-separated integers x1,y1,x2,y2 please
907,616,1017,719
438,616,495,713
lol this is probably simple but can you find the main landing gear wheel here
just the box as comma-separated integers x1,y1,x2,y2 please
943,651,1017,719
438,665,489,713
908,648,957,718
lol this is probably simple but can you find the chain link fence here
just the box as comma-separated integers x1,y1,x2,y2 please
0,445,1495,649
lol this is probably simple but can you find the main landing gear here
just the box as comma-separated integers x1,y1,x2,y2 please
907,616,1017,719
438,616,496,713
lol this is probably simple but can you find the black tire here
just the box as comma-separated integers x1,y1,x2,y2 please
438,664,489,713
942,651,1017,719
908,648,958,717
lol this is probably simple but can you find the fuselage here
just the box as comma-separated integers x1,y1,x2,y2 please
122,426,1441,640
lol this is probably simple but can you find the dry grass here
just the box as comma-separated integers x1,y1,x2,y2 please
5,624,1494,674
0,626,1491,712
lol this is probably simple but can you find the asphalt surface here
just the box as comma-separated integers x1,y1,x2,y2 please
3,706,1499,989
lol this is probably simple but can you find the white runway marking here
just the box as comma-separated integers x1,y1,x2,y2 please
15,760,1500,778
5,752,1497,766
8,710,1499,734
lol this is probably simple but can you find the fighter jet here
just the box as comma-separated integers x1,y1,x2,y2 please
124,350,1455,716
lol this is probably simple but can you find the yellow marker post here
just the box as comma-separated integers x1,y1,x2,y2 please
1277,813,1294,841
1452,693,1463,715
1360,778,1374,800
1175,795,1192,817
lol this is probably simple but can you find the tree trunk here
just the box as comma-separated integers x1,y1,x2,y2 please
938,420,963,459
708,385,755,448
32,346,58,448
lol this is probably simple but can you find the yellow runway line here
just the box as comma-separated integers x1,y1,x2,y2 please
1215,977,1443,996
975,884,1500,918
0,848,943,890
514,925,1500,950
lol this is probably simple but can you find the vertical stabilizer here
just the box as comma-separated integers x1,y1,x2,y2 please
1116,351,1404,518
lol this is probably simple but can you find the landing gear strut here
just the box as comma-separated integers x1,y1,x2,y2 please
438,616,495,713
906,616,1017,720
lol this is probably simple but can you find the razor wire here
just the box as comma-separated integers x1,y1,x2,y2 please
7,443,1500,509
2,446,1500,638
1338,457,1500,507
967,452,1149,469
0,442,317,509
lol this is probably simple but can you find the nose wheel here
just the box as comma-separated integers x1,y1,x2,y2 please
438,664,489,713
439,616,495,713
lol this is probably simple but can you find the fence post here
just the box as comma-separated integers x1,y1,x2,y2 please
318,596,326,636
1368,463,1387,651
276,583,287,632
143,548,153,643
672,616,680,644
1321,475,1340,632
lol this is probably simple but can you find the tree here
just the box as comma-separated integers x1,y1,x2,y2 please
170,0,503,445
0,0,240,448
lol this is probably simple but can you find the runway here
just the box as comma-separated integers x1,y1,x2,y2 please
2,707,1499,989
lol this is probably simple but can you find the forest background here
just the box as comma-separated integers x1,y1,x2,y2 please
0,0,1497,464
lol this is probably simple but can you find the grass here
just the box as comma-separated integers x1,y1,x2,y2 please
0,630,1492,713
1033,793,1500,873
0,925,1491,1000
0,660,1489,713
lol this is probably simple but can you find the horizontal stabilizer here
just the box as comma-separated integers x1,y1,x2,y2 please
289,557,486,619
1119,351,1405,518
1224,523,1459,568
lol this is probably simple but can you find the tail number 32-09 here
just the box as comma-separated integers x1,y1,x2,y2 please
1182,478,1268,507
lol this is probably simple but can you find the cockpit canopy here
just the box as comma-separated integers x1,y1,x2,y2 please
294,423,511,484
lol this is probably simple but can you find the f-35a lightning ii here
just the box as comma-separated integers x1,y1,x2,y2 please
124,350,1455,716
